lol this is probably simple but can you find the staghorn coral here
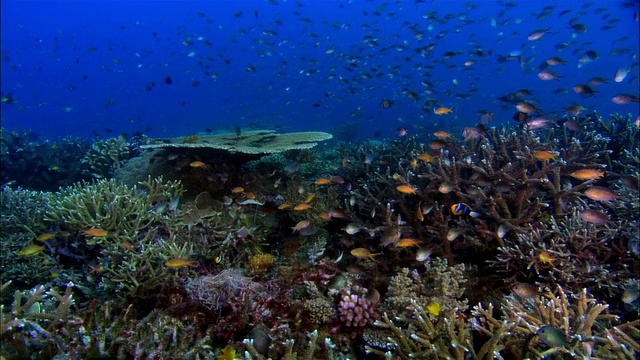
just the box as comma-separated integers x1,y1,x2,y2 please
44,176,184,236
1,281,75,358
470,285,639,359
243,329,337,360
366,259,470,358
491,207,637,295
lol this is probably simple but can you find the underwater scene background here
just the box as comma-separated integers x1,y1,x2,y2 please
1,0,639,359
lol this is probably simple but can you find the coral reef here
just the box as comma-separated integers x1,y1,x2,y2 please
338,285,379,327
80,136,134,179
0,128,90,190
140,130,333,154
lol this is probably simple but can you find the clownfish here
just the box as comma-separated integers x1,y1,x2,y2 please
450,203,471,216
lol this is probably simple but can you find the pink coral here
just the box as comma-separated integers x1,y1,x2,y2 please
338,285,379,327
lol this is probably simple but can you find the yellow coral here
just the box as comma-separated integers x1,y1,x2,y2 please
249,253,275,273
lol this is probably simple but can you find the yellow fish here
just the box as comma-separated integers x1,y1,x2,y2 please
190,161,207,168
165,258,198,268
35,233,56,241
231,187,244,193
418,153,434,162
433,131,454,139
426,301,442,316
351,248,380,261
17,244,45,257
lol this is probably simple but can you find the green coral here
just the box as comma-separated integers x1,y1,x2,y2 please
44,176,184,237
81,136,132,179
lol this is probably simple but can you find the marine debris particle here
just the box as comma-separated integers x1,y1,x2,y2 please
140,130,333,154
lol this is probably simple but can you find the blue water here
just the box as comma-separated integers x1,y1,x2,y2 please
1,0,638,141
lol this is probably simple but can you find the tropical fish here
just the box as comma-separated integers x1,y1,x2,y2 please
396,185,417,194
121,241,135,252
533,151,558,161
573,84,597,97
278,203,291,210
343,223,361,235
165,258,198,267
314,178,331,185
190,161,207,168
516,102,539,114
418,153,434,162
291,220,311,233
426,301,442,316
512,282,539,298
231,187,244,193
83,228,108,237
537,325,568,347
433,131,454,139
17,244,45,257
612,94,639,104
35,233,56,241
350,248,380,261
583,187,622,201
538,251,557,266
434,107,453,115
523,118,556,130
446,228,461,241
380,99,394,108
569,169,604,180
537,70,563,81
580,209,611,225
415,247,432,262
416,202,424,222
614,68,630,82
450,203,471,216
622,283,639,304
395,238,420,248
438,181,454,194
293,203,311,211
527,28,551,40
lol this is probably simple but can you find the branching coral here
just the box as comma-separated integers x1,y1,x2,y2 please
81,136,134,179
471,285,639,359
44,176,184,236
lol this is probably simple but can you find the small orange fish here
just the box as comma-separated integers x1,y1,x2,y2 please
231,187,244,193
351,248,380,261
434,107,453,115
314,178,331,185
304,193,316,203
83,228,108,237
328,208,349,219
569,169,604,180
190,161,207,168
35,233,56,241
533,151,558,161
278,203,291,210
293,203,312,211
416,202,424,222
165,258,198,268
433,131,454,139
396,185,417,194
418,153,434,162
396,238,420,248
319,212,331,220
244,192,256,199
